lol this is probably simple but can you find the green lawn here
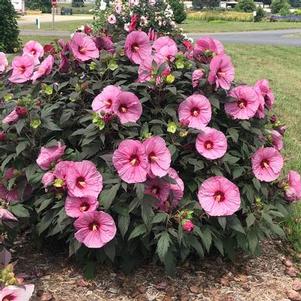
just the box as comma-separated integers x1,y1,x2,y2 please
21,35,64,45
181,19,301,33
20,19,93,31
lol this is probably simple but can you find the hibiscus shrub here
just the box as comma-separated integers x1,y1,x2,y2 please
0,29,300,275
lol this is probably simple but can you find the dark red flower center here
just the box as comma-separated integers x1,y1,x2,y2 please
148,152,157,163
260,159,270,169
31,48,37,55
78,46,86,54
119,104,128,113
214,191,225,202
3,294,15,301
151,186,160,195
217,70,225,78
131,43,140,52
76,176,86,188
237,99,248,109
129,154,140,166
80,202,90,212
19,65,26,74
191,107,200,117
89,222,100,231
204,140,213,150
105,99,113,108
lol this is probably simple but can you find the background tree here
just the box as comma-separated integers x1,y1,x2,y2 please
72,0,84,7
0,0,20,52
235,0,256,12
192,0,220,9
254,6,265,21
289,0,301,7
271,0,290,13
168,0,187,23
25,0,51,13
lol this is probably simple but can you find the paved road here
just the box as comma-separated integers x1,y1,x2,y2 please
189,29,301,46
19,28,301,46
18,14,93,25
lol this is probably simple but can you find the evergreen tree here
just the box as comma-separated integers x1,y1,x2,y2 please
168,0,187,24
0,0,20,52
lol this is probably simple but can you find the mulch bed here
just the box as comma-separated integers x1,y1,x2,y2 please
14,239,301,301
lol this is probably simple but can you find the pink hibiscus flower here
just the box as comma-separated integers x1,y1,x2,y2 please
74,211,116,248
9,55,35,84
167,167,184,207
66,160,103,199
112,91,142,124
145,177,170,203
285,170,301,202
193,36,224,63
2,109,19,125
197,176,241,216
0,285,34,301
251,147,284,182
0,52,8,73
69,32,99,62
113,139,149,183
65,196,99,218
255,79,275,109
0,208,18,221
53,161,75,188
94,35,115,53
254,87,265,119
36,142,66,170
270,130,283,151
107,14,117,24
225,86,260,120
92,85,121,114
153,36,178,62
31,55,54,82
208,54,234,90
196,127,227,160
23,40,44,64
41,171,55,188
192,69,204,88
143,136,171,177
178,94,212,130
124,31,152,64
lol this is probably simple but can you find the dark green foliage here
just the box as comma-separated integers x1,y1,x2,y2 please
72,0,84,7
235,0,256,12
168,0,187,23
192,0,220,9
271,0,291,13
25,0,51,13
254,6,265,21
0,0,20,52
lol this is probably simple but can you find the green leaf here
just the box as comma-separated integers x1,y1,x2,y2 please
246,213,256,228
228,128,239,143
229,216,245,234
189,236,204,257
69,238,81,257
218,217,227,230
135,183,144,200
141,200,154,227
152,212,168,224
16,141,28,156
100,183,120,209
128,224,147,240
84,261,96,280
198,228,212,252
213,237,224,255
118,214,130,238
103,241,116,262
247,230,258,254
9,204,29,218
156,231,171,262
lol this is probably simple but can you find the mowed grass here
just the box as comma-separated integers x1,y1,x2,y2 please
181,19,301,33
19,19,93,31
225,44,301,172
21,35,64,45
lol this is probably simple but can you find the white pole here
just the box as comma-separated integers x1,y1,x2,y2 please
52,6,55,30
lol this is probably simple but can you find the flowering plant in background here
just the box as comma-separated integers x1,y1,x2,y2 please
93,0,182,39
0,28,300,279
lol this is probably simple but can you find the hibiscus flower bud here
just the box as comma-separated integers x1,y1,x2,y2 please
270,114,277,124
15,106,28,118
0,131,6,141
182,220,195,232
167,121,177,134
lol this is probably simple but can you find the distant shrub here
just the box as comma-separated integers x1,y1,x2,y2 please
0,0,20,53
254,6,265,21
235,0,256,12
271,0,291,13
168,0,187,23
279,5,291,14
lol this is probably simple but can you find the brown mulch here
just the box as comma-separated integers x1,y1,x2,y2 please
14,240,301,301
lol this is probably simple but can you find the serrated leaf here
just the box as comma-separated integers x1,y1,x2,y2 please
156,231,171,262
128,224,147,240
100,183,120,209
246,213,256,228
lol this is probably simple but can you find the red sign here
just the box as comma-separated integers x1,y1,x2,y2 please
51,0,57,7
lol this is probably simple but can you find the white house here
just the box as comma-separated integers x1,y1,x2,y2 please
11,0,25,13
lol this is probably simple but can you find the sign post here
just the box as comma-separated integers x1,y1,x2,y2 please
51,0,57,30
